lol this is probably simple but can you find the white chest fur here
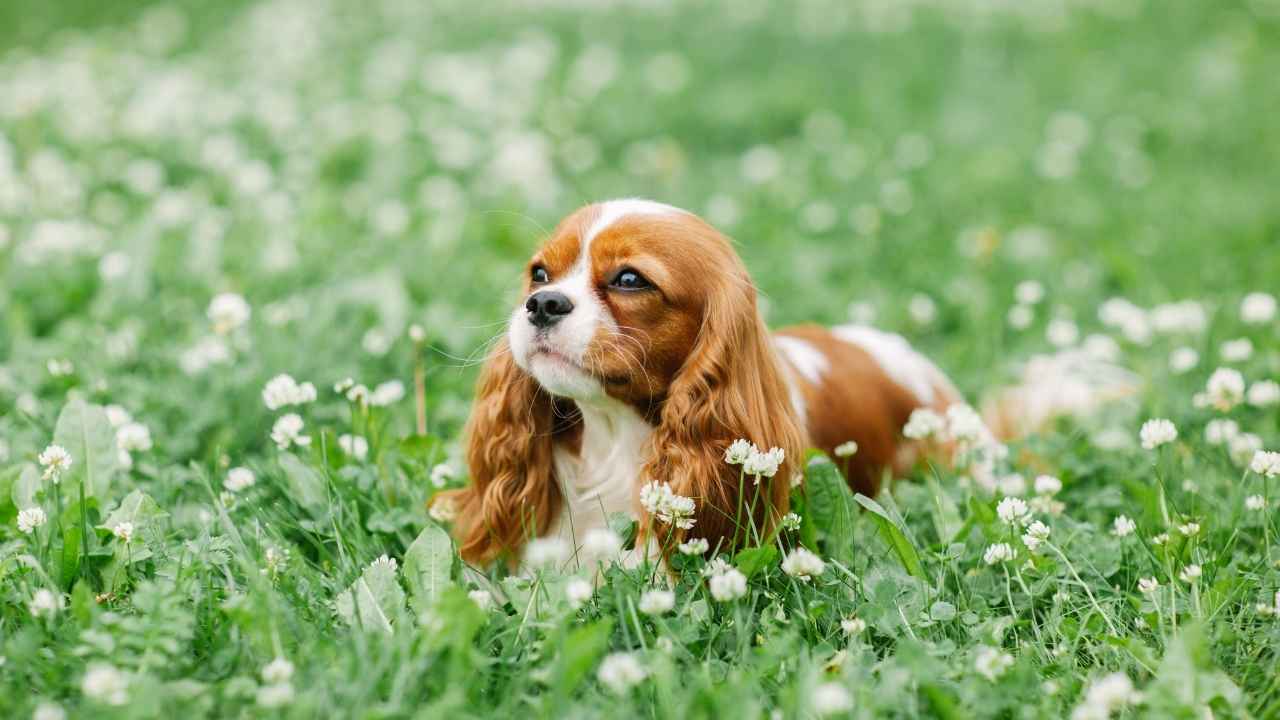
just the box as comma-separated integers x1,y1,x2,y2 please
538,399,654,570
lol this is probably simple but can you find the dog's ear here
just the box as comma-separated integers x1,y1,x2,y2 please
640,264,805,554
435,339,561,566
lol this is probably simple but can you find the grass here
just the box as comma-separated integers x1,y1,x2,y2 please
1,0,1279,717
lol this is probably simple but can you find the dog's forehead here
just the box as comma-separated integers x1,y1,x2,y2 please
538,199,687,268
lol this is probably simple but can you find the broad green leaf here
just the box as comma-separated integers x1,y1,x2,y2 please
99,490,166,537
8,464,40,514
925,475,963,543
804,455,857,563
423,586,486,651
734,545,778,579
854,493,927,581
404,523,455,615
53,398,120,499
278,453,328,516
61,522,82,589
335,558,407,633
552,620,612,700
1144,624,1244,714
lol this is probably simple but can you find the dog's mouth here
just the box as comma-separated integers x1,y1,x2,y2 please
529,345,585,370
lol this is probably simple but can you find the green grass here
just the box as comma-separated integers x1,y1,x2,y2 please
2,0,1279,717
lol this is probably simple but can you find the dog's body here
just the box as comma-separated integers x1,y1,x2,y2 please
439,199,984,569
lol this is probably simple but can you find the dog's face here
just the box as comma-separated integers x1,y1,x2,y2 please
507,200,724,410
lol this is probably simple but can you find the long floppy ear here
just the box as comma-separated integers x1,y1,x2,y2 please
436,339,562,566
640,271,806,554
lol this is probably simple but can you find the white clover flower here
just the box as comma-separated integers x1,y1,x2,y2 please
1015,280,1045,305
261,657,295,685
1240,292,1277,324
724,438,756,465
908,294,936,325
263,546,289,577
408,324,426,343
1202,368,1245,411
974,646,1014,681
262,374,318,411
565,577,593,609
1029,495,1065,517
207,292,251,334
997,473,1027,497
639,481,697,529
1219,338,1253,363
811,682,854,716
115,422,152,452
1138,577,1159,594
1245,494,1267,511
984,543,1014,565
525,537,570,569
1177,521,1200,537
945,404,989,445
833,440,858,458
780,512,803,532
17,507,47,534
1034,475,1062,496
708,567,748,601
30,588,60,618
996,497,1031,526
429,463,456,488
270,414,310,450
1205,419,1239,445
46,359,74,377
38,444,72,483
370,555,398,573
1071,672,1139,720
841,617,867,635
597,652,646,695
468,589,494,610
338,434,369,461
334,378,355,394
781,548,826,581
112,522,135,543
1150,533,1169,546
428,496,458,524
678,538,709,555
1168,347,1199,374
903,408,946,440
224,467,256,493
179,336,232,375
581,528,623,561
1111,515,1136,537
1139,419,1177,450
32,702,66,720
1248,380,1280,408
1007,304,1034,330
743,446,785,479
1179,564,1202,583
638,589,675,615
1251,450,1280,478
104,404,133,428
1229,433,1264,467
256,682,295,708
1046,318,1080,348
369,380,406,406
82,663,128,705
1022,521,1051,552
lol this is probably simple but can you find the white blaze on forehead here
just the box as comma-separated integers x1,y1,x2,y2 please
832,324,959,405
581,198,686,249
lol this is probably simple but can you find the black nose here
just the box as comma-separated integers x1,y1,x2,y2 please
525,291,574,328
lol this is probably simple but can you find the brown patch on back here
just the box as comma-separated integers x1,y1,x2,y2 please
777,325,957,496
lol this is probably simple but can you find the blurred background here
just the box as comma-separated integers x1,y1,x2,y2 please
1,0,1277,461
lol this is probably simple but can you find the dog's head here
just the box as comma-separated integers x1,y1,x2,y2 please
443,199,804,565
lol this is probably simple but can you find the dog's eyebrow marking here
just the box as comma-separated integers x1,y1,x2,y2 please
582,198,685,247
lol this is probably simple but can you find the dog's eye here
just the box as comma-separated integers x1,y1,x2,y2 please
609,269,652,291
531,266,550,284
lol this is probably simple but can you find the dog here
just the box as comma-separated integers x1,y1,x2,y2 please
437,199,1123,570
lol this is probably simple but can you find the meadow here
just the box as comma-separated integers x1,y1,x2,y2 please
2,0,1279,717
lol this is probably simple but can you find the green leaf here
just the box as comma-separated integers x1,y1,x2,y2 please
8,464,40,515
99,490,166,537
53,398,120,499
552,620,613,700
929,600,957,622
335,558,407,633
734,545,778,579
61,522,82,589
1144,624,1244,714
278,453,329,517
804,456,857,563
403,523,455,615
854,493,927,581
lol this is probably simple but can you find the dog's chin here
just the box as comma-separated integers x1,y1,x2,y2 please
526,350,605,400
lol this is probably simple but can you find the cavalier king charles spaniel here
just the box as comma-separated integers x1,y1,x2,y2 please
438,199,1123,570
